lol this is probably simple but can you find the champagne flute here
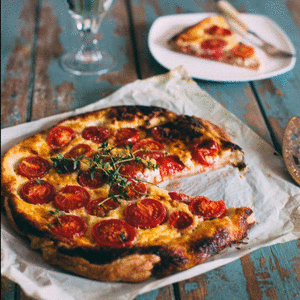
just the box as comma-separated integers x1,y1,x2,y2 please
61,0,115,75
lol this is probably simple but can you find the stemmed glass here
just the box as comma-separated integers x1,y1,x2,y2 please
61,0,115,76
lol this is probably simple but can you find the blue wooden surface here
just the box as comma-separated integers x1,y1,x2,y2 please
1,0,299,299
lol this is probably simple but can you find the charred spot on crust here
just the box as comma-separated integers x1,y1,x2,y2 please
151,245,190,276
174,115,204,140
221,141,243,151
108,106,168,122
192,229,231,260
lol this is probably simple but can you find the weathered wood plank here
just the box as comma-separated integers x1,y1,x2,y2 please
30,0,139,122
1,0,37,128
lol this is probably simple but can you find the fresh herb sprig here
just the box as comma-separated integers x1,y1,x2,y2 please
52,141,162,201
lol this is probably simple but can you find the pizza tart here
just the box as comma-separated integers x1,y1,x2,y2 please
169,15,261,70
1,105,255,282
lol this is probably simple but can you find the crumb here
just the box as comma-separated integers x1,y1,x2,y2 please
268,174,272,177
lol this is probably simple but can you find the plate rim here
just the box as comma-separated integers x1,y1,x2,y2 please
148,12,297,82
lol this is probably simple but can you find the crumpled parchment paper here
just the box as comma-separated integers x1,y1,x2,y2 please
1,66,299,300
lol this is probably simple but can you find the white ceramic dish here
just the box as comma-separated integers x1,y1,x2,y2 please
148,13,296,82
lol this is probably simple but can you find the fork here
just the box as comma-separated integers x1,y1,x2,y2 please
217,0,295,58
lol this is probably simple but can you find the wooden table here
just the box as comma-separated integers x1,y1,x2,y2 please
1,0,299,299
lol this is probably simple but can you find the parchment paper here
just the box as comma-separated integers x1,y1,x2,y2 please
1,66,299,300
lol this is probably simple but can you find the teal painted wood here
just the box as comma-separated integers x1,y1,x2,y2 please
29,0,138,122
1,0,37,128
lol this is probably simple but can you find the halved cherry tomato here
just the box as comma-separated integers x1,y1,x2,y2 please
114,128,140,147
201,38,227,50
110,180,147,200
54,185,90,212
85,198,120,217
51,214,87,239
82,126,111,144
192,138,220,166
132,139,165,160
77,169,108,189
169,211,193,230
151,126,179,141
64,144,93,158
20,180,56,204
168,192,190,204
156,155,184,178
124,198,167,229
232,44,255,59
18,156,50,179
205,25,232,36
47,126,76,149
119,161,145,180
189,196,226,220
92,219,136,248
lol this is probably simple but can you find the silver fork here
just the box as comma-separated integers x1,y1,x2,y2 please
217,0,295,58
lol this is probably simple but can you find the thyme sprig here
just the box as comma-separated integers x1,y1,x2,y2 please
52,141,162,201
47,209,65,228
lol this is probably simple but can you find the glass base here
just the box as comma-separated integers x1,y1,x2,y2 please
60,49,115,76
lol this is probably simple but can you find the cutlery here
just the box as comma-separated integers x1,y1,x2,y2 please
282,116,300,185
217,0,295,58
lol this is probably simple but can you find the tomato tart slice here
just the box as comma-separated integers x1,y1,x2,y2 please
169,15,261,70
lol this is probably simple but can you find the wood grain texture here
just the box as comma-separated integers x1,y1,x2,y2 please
1,0,38,128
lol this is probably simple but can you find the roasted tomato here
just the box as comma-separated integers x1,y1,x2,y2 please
114,128,140,147
191,138,220,166
54,185,90,212
92,219,136,248
82,126,111,144
132,139,165,160
124,198,167,229
51,215,87,239
18,156,50,179
189,196,226,220
20,180,56,204
47,126,76,149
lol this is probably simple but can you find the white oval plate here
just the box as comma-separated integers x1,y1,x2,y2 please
148,13,296,82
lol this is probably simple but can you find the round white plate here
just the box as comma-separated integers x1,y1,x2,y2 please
148,13,296,82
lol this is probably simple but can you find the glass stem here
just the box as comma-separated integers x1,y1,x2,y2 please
75,16,105,62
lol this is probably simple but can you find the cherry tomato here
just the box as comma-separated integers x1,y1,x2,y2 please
124,198,167,229
114,128,140,147
192,138,220,166
132,139,165,160
85,198,120,217
205,25,232,36
151,126,178,141
168,192,190,204
54,185,90,212
20,180,56,204
110,180,147,200
201,38,227,50
77,169,108,189
92,219,136,248
82,126,111,144
189,196,226,220
64,144,93,159
119,161,145,180
47,126,76,149
156,155,184,178
169,211,193,230
51,214,87,239
232,44,255,59
18,155,50,179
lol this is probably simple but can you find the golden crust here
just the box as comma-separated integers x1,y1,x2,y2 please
169,15,260,71
1,105,253,282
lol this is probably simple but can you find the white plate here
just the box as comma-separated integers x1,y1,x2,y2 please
148,13,296,82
